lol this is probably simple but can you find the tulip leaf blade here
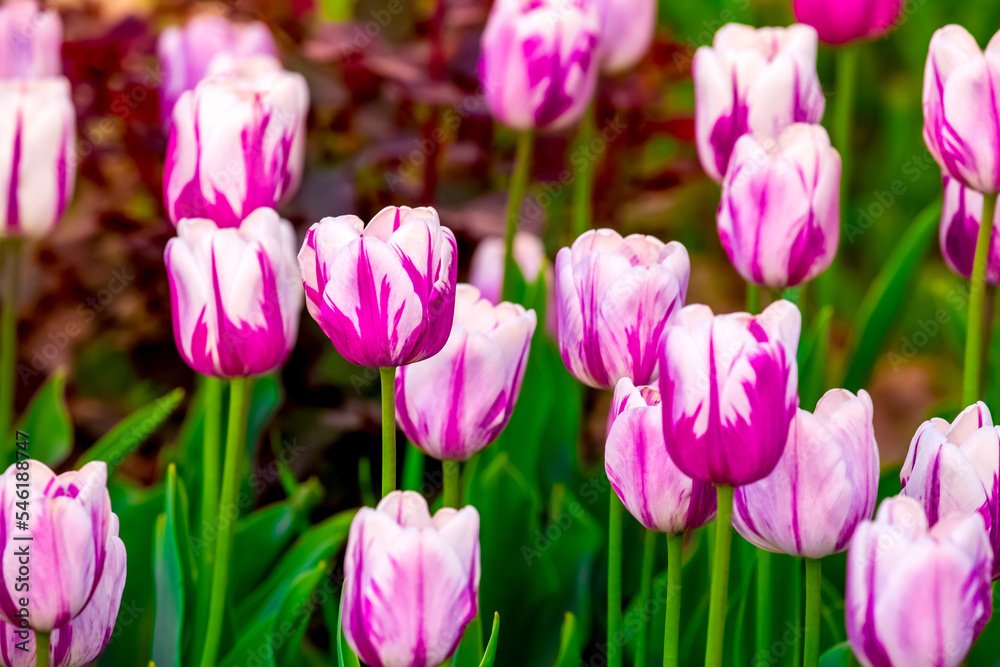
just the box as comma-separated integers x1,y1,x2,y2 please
16,368,73,467
478,612,500,667
78,387,185,469
452,613,485,667
151,511,185,667
554,612,582,667
336,580,361,667
819,641,857,666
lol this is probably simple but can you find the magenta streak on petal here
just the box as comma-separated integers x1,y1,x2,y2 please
786,156,825,286
579,264,609,387
706,323,725,481
395,225,434,360
53,623,71,666
0,624,11,667
989,472,1000,578
749,174,769,285
861,536,892,667
347,522,381,666
928,449,942,525
413,539,428,667
709,73,749,178
304,228,326,309
6,108,22,233
55,123,69,223
933,560,946,664
790,423,802,554
0,500,23,622
634,418,654,528
733,488,760,539
442,340,469,457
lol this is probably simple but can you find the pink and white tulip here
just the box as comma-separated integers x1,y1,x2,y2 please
0,0,62,80
555,229,689,389
165,207,302,378
595,0,656,74
659,300,800,487
298,206,458,368
792,0,901,45
468,233,556,335
940,174,1000,284
343,491,480,667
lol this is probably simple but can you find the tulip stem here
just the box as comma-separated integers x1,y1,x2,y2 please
442,459,460,508
36,631,50,667
0,238,21,465
608,491,624,667
705,485,733,667
803,558,822,667
756,548,772,662
193,375,223,659
572,103,596,240
200,376,248,667
502,130,533,302
636,527,656,666
663,532,682,667
379,367,397,497
746,283,760,315
964,193,998,405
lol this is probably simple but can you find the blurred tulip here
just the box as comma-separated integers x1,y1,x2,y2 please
900,401,1000,579
718,123,842,288
940,173,1000,284
163,57,308,228
846,496,993,667
792,0,901,45
396,284,536,461
733,389,878,558
298,206,458,368
0,0,61,80
343,491,480,667
157,13,278,123
479,0,600,131
923,26,1000,194
468,233,556,335
0,78,75,238
693,23,824,182
595,0,656,74
165,207,302,378
659,300,800,487
555,229,689,389
606,377,716,533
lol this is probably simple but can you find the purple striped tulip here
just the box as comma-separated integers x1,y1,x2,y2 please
165,207,302,378
792,0,901,45
467,233,556,335
0,461,116,632
923,26,1000,194
693,23,825,182
555,229,689,389
659,300,800,487
718,123,841,288
733,389,879,558
396,284,536,461
606,377,717,533
900,402,1000,579
0,0,62,80
0,78,75,238
343,491,480,667
157,13,277,123
163,57,308,228
940,174,1000,284
298,206,458,368
479,0,600,132
595,0,656,74
846,496,993,667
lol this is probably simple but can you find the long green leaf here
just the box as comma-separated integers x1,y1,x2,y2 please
78,388,184,468
151,512,184,667
16,369,72,466
819,641,857,666
554,613,582,667
479,613,500,667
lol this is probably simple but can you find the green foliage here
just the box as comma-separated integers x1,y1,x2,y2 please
78,388,184,469
16,369,72,467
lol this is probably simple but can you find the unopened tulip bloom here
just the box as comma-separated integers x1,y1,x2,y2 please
792,0,901,45
659,300,800,487
606,377,716,533
693,23,824,182
343,491,480,667
468,233,556,335
718,123,841,288
0,0,62,80
900,401,1000,579
846,496,993,667
595,0,656,74
479,0,600,131
940,174,1000,284
733,389,878,557
396,284,535,461
165,207,302,378
555,229,689,389
0,78,75,237
163,58,308,227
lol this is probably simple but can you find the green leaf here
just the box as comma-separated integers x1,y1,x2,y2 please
336,583,361,667
798,305,833,411
479,613,500,667
16,369,72,466
819,641,857,666
152,512,184,667
78,388,184,469
553,613,582,667
452,614,485,667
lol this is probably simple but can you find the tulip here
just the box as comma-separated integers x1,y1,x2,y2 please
298,206,458,368
163,57,308,228
0,78,75,238
595,0,656,74
468,233,556,335
555,229,689,389
900,401,1000,579
343,491,480,667
940,173,1000,284
792,0,901,45
0,0,62,80
157,13,278,123
733,388,878,558
846,496,993,667
693,23,825,182
479,0,600,131
718,123,841,288
659,299,800,487
164,207,302,378
396,284,536,461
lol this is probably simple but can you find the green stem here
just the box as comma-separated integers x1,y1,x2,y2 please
664,532,682,667
608,491,624,667
379,367,397,497
0,238,21,465
803,558,822,667
636,527,656,666
756,548,772,662
402,440,426,492
705,485,734,667
193,375,223,659
746,283,760,315
964,193,998,405
442,459,460,508
572,103,596,240
199,376,248,667
792,558,803,667
35,631,50,667
501,130,534,302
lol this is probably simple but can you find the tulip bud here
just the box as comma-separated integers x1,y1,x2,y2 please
165,207,303,378
846,496,993,667
718,123,842,288
606,377,716,533
343,491,480,667
468,233,557,336
555,229,689,389
900,401,1000,579
163,57,308,228
0,0,61,80
595,0,656,74
923,26,1000,194
298,206,458,368
0,77,75,238
693,23,824,182
479,0,600,131
733,389,879,558
792,0,901,45
396,284,536,461
659,300,800,487
940,174,1000,284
